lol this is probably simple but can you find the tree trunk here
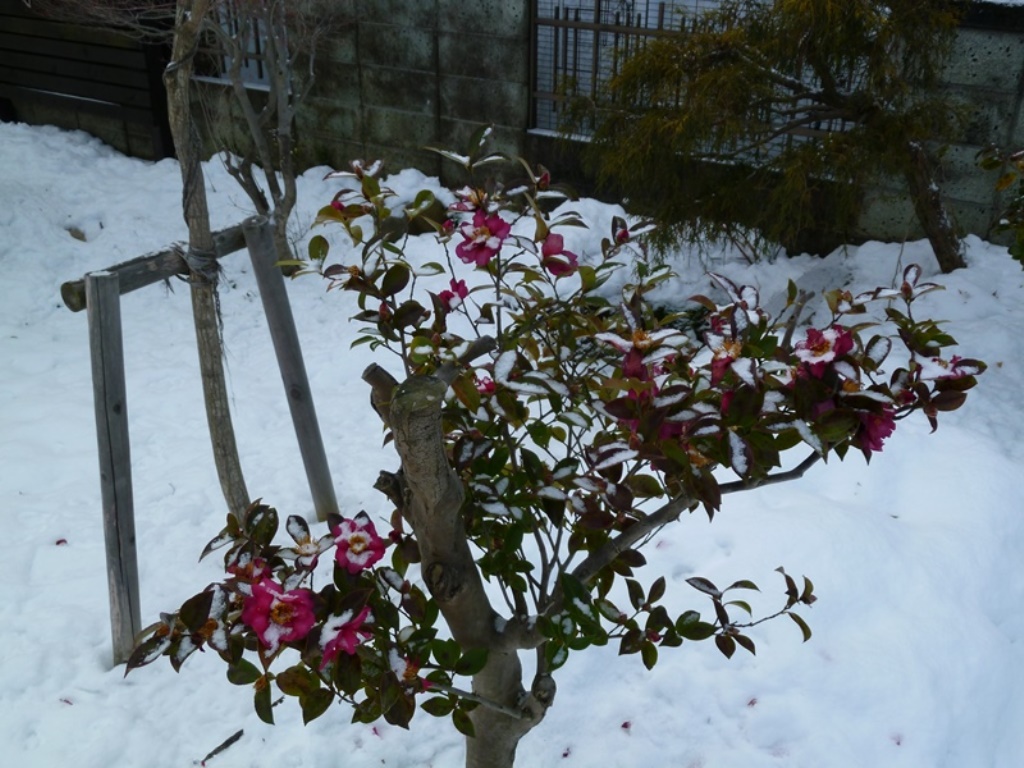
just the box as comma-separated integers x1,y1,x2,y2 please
904,141,966,273
379,371,552,768
165,0,250,519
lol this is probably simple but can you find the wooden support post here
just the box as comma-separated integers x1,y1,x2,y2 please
85,271,141,666
243,217,339,522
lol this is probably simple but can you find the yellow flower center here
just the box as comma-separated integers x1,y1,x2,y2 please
270,601,295,626
632,329,652,349
348,533,369,555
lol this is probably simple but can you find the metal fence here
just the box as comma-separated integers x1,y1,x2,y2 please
531,0,854,160
532,1,722,132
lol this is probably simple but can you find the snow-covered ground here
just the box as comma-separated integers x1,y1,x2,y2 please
1,120,1022,767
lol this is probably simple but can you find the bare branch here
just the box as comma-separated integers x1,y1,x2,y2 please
571,493,696,587
720,452,823,495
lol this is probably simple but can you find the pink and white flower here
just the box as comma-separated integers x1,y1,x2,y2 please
456,210,511,267
795,325,855,378
320,606,373,668
438,278,469,311
332,512,388,574
241,579,316,654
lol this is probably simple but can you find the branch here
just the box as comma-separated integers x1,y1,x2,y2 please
426,683,530,721
719,451,822,495
571,493,696,587
362,363,399,431
436,336,497,386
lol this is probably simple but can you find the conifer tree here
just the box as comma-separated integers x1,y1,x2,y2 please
584,0,965,271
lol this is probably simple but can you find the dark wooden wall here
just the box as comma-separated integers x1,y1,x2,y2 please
0,0,173,159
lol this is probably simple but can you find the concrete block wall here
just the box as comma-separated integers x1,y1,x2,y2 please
293,0,531,184
858,1,1024,243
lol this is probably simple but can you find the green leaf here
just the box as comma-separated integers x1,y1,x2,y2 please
685,576,721,598
455,648,489,677
648,576,666,605
382,689,415,729
676,613,716,641
734,634,756,655
725,579,760,592
254,677,275,724
226,658,262,686
246,503,279,546
301,688,335,724
640,640,658,670
788,612,813,642
715,634,736,659
626,578,646,611
276,666,316,697
420,696,456,717
432,639,461,669
380,263,411,297
308,234,330,262
627,473,665,498
452,707,476,738
332,651,363,696
178,590,214,634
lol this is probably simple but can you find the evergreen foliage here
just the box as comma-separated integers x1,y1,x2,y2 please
583,0,964,269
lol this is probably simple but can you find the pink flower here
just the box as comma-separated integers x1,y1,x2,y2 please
475,374,496,394
241,580,316,654
320,606,373,668
332,512,388,574
450,186,487,212
540,233,579,277
438,278,469,311
795,326,854,378
456,210,511,267
857,406,896,454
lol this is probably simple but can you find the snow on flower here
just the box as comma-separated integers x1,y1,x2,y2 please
540,233,579,277
456,209,511,266
332,512,388,574
449,186,488,212
438,278,469,311
241,579,316,654
320,606,373,669
795,325,855,378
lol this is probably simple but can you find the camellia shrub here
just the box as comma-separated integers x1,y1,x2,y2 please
128,128,984,768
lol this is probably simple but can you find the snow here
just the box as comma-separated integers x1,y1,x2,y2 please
2,119,1024,767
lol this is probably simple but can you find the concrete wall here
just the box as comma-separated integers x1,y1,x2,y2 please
858,1,1024,243
192,0,1024,246
291,0,531,183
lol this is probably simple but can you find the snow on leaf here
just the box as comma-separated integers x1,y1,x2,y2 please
493,350,516,385
866,336,892,366
591,441,638,471
558,411,591,429
481,501,513,517
537,486,568,501
574,477,602,493
728,430,750,476
833,360,858,381
685,576,721,598
730,358,757,387
774,420,823,455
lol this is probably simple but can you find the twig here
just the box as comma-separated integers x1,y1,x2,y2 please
719,451,822,495
198,729,243,766
427,682,530,721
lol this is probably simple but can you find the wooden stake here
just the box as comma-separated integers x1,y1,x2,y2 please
85,271,141,666
243,217,339,522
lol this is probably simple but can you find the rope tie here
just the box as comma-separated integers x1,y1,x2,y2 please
183,245,220,284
